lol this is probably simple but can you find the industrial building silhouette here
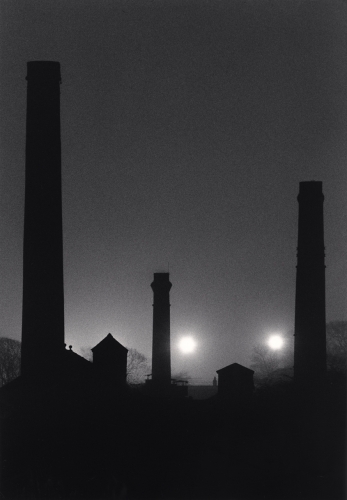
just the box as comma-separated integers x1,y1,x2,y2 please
18,61,129,391
0,61,343,500
216,363,254,400
17,61,329,396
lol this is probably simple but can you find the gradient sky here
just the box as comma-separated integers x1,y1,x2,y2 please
0,0,346,384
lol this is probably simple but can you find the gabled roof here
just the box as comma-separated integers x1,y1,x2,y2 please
216,362,254,375
91,333,128,353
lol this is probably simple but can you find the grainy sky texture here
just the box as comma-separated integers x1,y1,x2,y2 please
0,0,346,383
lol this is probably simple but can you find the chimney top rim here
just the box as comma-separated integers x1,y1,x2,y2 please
26,61,61,81
298,181,324,197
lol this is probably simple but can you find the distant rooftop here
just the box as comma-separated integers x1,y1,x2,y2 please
91,333,128,353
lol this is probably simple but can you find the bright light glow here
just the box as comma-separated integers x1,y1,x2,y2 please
178,336,196,354
268,335,284,350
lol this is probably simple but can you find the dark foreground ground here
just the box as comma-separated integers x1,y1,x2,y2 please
0,375,345,500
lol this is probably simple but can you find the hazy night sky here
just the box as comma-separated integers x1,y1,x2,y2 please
0,0,346,383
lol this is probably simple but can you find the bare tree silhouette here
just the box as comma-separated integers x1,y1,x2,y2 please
0,337,21,386
127,348,150,385
250,343,282,382
326,321,347,373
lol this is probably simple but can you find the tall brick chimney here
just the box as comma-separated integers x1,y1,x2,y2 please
21,61,65,377
151,273,172,388
294,181,326,390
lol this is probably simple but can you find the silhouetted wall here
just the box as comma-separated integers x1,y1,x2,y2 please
216,363,254,399
294,181,326,390
21,61,65,377
92,333,128,385
151,273,172,387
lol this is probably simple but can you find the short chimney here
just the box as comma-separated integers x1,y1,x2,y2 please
151,273,172,388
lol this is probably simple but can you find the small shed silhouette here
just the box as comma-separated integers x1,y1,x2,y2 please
91,333,128,385
216,363,254,398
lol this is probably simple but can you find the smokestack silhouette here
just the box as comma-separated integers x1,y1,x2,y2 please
294,181,326,390
151,273,172,387
21,62,65,377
